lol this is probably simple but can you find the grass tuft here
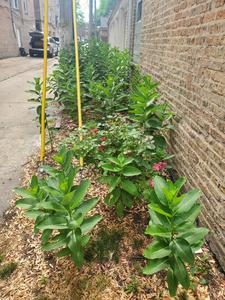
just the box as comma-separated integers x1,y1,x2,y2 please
85,227,124,263
0,261,17,279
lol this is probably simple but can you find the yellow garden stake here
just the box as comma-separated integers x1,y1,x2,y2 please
72,0,84,167
40,0,49,162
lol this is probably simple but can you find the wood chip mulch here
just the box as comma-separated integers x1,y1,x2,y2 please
0,117,224,300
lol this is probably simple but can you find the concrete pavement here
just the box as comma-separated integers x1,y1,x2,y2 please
0,56,55,217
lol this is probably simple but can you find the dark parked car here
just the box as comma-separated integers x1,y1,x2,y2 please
29,31,58,58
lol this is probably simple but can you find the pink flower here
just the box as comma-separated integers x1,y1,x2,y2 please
149,179,154,188
153,161,168,172
100,136,107,142
90,128,99,135
98,145,105,152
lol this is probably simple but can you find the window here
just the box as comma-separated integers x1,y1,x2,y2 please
12,0,20,9
136,0,142,22
23,0,28,14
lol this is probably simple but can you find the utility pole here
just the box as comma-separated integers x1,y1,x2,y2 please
88,0,93,38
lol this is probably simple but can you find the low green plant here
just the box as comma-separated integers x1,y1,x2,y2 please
101,154,141,216
125,276,139,294
85,227,124,263
14,147,102,268
27,77,54,150
129,75,174,137
89,75,128,115
143,176,209,296
0,262,17,279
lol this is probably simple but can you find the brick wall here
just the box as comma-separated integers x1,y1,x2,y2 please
0,0,18,58
141,0,225,269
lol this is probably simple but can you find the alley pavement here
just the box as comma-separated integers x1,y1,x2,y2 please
0,56,55,218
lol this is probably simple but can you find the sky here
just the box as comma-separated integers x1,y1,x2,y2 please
80,0,100,21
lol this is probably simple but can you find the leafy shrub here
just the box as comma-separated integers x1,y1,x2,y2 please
143,176,209,296
88,76,128,115
100,154,141,216
66,115,172,178
129,75,174,136
15,147,102,268
0,262,17,279
27,77,55,149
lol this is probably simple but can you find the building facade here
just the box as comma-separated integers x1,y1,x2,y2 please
141,0,225,270
108,0,225,270
108,0,142,62
34,0,60,37
0,0,35,58
0,0,18,58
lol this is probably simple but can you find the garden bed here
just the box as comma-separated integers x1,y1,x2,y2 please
0,117,224,300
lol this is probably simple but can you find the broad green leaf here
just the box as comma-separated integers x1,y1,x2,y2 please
24,209,42,219
143,258,168,275
107,157,120,165
16,198,36,209
14,188,36,199
41,229,53,245
174,204,202,225
122,166,141,177
149,203,172,218
173,257,190,289
109,176,121,193
121,191,133,208
37,201,66,212
121,180,138,196
71,249,84,269
123,157,134,166
174,177,186,191
179,227,209,245
80,215,102,234
42,236,67,251
175,189,202,214
70,180,90,209
116,201,125,217
145,224,172,238
75,197,99,216
41,165,58,176
153,176,168,205
144,240,171,259
37,216,68,230
101,163,121,172
173,238,194,265
167,269,178,297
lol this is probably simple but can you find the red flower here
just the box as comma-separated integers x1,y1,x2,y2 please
98,145,105,152
90,128,98,135
100,136,107,142
153,161,168,172
149,179,154,188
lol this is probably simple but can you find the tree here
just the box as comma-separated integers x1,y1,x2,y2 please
96,0,117,24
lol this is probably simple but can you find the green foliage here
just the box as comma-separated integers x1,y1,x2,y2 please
85,227,124,263
0,262,17,279
100,154,141,216
27,77,54,149
129,75,174,135
125,276,139,294
49,49,78,113
15,147,102,268
88,76,128,115
96,0,116,22
143,176,209,296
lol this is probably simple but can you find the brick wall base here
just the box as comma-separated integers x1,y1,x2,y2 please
141,0,225,270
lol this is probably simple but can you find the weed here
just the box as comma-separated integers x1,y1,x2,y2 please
132,239,144,250
0,252,5,264
125,276,139,294
40,275,48,285
85,227,124,263
0,262,17,279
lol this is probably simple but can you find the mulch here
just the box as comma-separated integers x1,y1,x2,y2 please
0,116,224,300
